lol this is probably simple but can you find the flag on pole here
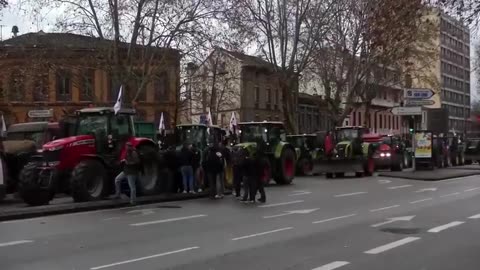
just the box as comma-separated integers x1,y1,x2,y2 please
0,114,6,135
158,112,165,135
229,111,237,134
207,108,213,126
113,85,123,115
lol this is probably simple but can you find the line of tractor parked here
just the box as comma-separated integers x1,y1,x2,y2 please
0,106,477,205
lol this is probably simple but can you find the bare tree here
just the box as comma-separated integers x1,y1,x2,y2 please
224,0,333,132
19,0,222,119
308,0,437,126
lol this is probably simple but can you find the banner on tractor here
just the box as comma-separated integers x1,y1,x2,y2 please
414,131,432,158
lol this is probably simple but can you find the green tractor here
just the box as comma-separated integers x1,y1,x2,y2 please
287,134,322,176
235,121,296,184
173,124,229,188
319,126,375,178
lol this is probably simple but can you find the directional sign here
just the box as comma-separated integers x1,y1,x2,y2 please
263,208,319,219
371,215,416,228
28,109,53,118
405,99,435,106
391,106,422,116
405,88,435,99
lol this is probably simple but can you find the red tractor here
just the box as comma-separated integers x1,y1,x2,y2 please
18,107,160,206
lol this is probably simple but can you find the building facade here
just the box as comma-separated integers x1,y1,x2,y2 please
439,12,471,133
184,48,296,128
0,31,180,128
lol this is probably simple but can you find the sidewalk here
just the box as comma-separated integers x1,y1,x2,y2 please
0,191,226,222
379,167,480,181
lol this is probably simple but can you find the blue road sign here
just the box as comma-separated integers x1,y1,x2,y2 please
405,88,435,99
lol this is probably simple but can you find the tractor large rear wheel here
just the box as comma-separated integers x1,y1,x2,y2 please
273,148,296,185
71,160,108,202
18,164,56,206
137,145,160,196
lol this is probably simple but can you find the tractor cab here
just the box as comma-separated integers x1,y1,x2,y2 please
335,126,369,143
238,121,287,153
73,107,136,155
175,124,223,151
287,134,317,151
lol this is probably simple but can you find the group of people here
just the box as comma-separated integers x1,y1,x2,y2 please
111,140,267,205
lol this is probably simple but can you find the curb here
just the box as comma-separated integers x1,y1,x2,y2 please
0,191,231,222
378,171,480,181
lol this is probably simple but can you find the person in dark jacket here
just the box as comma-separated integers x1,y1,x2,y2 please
232,147,247,199
191,144,202,192
203,141,225,199
113,142,141,205
250,141,267,203
179,143,195,193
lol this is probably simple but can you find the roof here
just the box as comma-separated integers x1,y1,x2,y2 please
77,107,136,114
239,121,284,125
0,31,179,54
217,48,274,69
8,122,49,133
176,124,221,129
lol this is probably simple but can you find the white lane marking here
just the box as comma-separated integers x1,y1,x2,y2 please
439,192,460,198
263,209,319,219
428,221,464,233
312,214,357,224
468,214,480,219
289,191,312,196
364,237,420,254
90,246,199,270
231,227,293,241
0,240,34,247
415,188,437,193
334,192,367,198
410,198,433,204
464,187,480,192
312,261,350,270
130,215,207,226
103,217,121,221
378,179,392,184
387,185,413,190
371,216,415,228
369,205,400,212
258,200,304,208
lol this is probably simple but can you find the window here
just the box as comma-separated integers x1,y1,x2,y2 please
80,69,95,102
254,86,260,102
111,114,132,136
0,79,4,101
379,114,383,129
388,115,391,129
56,69,72,101
154,72,169,102
352,111,356,126
266,88,271,108
8,69,25,102
274,89,279,105
33,73,49,102
358,112,362,126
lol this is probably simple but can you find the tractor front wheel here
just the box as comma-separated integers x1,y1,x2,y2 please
18,164,56,206
273,148,296,185
137,145,160,196
71,160,108,202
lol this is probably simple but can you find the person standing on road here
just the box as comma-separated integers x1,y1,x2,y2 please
203,141,225,199
113,142,141,205
250,141,267,203
232,147,247,199
179,143,195,194
191,144,202,192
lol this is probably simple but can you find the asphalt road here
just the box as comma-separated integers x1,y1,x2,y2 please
1,174,480,270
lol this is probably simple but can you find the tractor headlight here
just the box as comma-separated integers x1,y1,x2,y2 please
386,153,391,157
380,153,385,157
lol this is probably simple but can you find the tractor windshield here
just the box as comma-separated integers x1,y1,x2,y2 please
7,131,45,148
336,129,359,142
176,126,206,148
76,114,108,136
239,123,287,143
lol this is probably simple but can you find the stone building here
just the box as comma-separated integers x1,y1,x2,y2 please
183,48,298,128
0,31,180,128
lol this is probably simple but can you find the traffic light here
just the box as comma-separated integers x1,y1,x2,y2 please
408,117,414,133
409,128,414,134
